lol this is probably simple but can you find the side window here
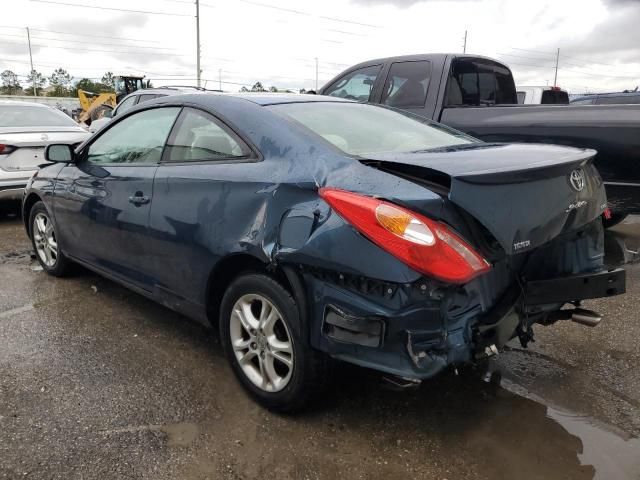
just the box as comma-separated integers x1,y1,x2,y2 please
381,61,431,108
113,95,138,117
447,59,517,106
136,94,160,105
86,107,180,165
323,65,381,102
165,108,251,162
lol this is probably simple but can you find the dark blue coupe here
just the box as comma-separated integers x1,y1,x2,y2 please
24,93,624,411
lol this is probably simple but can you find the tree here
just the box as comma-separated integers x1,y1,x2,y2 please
239,86,250,92
101,72,115,89
76,78,98,93
24,69,46,96
269,86,278,92
251,81,266,92
299,88,307,94
0,70,21,95
48,68,72,97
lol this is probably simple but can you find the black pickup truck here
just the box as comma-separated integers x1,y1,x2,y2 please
318,54,640,227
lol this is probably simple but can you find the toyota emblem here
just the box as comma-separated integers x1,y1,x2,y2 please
569,169,585,192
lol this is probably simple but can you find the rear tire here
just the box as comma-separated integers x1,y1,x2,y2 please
219,273,328,412
29,201,71,276
603,213,628,229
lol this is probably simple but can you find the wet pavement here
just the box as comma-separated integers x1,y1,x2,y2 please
1,206,639,480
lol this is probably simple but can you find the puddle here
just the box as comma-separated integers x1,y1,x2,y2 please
548,409,640,480
503,380,640,480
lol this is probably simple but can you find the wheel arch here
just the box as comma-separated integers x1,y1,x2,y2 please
205,253,297,326
22,192,43,236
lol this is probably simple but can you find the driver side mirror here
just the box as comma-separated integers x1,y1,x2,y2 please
45,144,75,163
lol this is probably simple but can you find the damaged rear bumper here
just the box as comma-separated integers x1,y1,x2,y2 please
300,266,626,381
523,268,625,305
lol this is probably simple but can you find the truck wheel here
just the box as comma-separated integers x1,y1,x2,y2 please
29,201,71,276
603,213,627,229
219,273,328,412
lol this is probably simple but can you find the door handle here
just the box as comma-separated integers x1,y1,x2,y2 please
128,192,150,206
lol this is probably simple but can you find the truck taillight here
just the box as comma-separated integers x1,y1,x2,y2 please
319,188,491,284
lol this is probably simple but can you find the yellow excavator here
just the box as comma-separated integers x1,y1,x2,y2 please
77,75,145,125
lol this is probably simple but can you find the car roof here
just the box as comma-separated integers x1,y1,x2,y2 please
230,93,351,105
149,91,352,108
0,100,52,107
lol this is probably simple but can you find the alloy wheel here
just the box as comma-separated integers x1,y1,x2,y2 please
33,212,58,268
229,294,294,392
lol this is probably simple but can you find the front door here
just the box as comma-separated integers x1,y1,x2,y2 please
53,106,181,290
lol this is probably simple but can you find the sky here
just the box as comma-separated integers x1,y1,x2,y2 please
0,0,638,94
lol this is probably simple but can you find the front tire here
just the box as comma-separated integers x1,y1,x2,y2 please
219,273,327,412
29,201,71,276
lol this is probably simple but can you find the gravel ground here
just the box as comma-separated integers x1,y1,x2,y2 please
1,207,639,480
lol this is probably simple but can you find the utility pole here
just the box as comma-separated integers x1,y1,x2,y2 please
553,47,560,87
315,57,318,91
195,0,201,88
26,27,36,96
218,68,222,91
462,30,467,54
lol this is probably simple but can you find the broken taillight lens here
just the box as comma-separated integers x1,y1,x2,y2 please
319,188,491,284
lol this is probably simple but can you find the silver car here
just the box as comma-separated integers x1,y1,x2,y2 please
0,100,90,201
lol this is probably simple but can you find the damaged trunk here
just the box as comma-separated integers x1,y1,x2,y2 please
361,143,606,255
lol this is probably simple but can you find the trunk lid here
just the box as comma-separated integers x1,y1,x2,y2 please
0,129,89,172
362,143,605,255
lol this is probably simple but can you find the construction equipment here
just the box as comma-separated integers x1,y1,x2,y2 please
77,75,145,125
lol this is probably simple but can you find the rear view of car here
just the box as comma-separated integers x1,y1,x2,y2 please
0,101,89,201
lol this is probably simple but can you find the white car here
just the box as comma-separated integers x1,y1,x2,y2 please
516,86,569,104
0,101,90,201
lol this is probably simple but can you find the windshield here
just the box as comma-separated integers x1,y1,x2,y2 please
271,102,475,156
0,105,78,128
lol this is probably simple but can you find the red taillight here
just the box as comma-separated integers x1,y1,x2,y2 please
0,144,16,155
319,188,491,284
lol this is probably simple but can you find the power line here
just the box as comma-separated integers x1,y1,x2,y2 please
509,47,557,57
29,0,194,17
201,0,381,28
29,28,163,44
0,25,163,44
0,32,186,52
0,38,193,57
495,58,555,69
496,52,556,65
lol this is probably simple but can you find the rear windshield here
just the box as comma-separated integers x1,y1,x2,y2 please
271,102,475,156
0,105,78,127
541,90,569,104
